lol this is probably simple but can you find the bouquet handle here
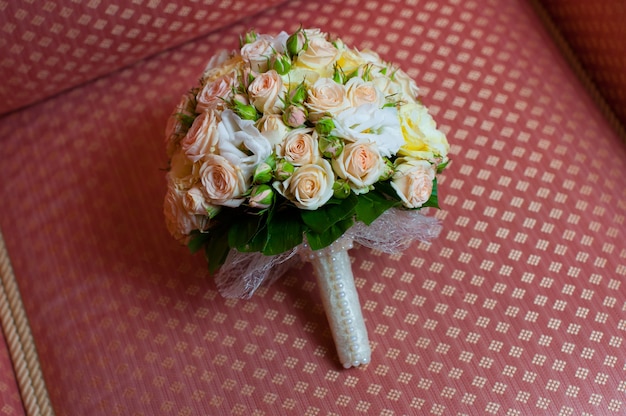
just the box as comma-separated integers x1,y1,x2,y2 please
304,237,371,368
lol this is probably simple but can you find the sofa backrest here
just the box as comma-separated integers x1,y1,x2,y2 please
0,0,288,116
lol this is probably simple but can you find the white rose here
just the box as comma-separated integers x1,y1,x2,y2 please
345,77,385,108
332,103,403,157
217,109,272,178
163,179,208,243
256,114,289,147
397,102,449,160
277,128,320,166
196,73,235,112
306,77,350,121
332,140,385,194
296,37,339,76
391,159,436,208
200,154,248,208
275,159,334,210
248,70,286,114
181,109,220,163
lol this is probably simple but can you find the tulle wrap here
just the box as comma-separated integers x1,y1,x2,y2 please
214,209,442,298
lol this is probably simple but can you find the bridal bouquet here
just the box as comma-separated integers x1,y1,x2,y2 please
164,27,449,368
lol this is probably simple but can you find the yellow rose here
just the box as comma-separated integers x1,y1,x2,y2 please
398,102,449,160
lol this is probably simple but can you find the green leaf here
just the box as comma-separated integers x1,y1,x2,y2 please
355,190,400,225
205,224,231,274
187,230,210,254
228,214,267,252
300,194,358,234
437,159,450,174
421,178,440,209
263,211,303,255
305,218,354,251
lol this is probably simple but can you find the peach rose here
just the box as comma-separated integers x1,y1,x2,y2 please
297,37,339,76
200,154,248,208
163,180,208,243
390,159,436,208
306,77,350,121
275,159,334,210
277,128,320,166
181,109,220,163
345,77,385,108
164,92,196,158
196,73,235,112
248,70,285,114
241,37,274,73
332,141,385,194
256,114,289,147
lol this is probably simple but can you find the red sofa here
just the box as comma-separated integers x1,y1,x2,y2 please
1,0,625,414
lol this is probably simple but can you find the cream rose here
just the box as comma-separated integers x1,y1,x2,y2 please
183,185,219,218
397,102,449,160
306,77,350,121
202,53,244,84
296,37,339,76
200,154,248,208
196,73,235,112
241,32,288,73
248,70,285,114
332,141,385,194
181,109,220,163
163,179,208,243
256,114,289,147
275,159,334,210
277,128,320,166
168,150,199,189
345,77,385,108
391,159,436,208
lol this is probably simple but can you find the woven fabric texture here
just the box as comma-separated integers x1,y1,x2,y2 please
0,0,287,116
0,0,625,415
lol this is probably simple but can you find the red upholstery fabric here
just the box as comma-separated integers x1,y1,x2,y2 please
1,0,626,415
0,332,25,416
539,0,626,127
0,0,288,116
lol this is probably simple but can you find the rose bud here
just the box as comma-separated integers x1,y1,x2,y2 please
253,161,274,184
273,54,292,75
286,27,307,57
289,82,307,104
319,134,344,158
240,29,257,46
233,99,258,121
249,184,275,209
332,179,351,199
315,117,335,136
378,157,395,181
275,159,295,181
283,104,308,128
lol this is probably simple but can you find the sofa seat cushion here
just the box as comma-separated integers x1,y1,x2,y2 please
1,0,625,414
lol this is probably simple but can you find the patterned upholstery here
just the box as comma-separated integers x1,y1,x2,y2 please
1,0,625,415
539,0,626,127
0,332,25,416
0,0,288,115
